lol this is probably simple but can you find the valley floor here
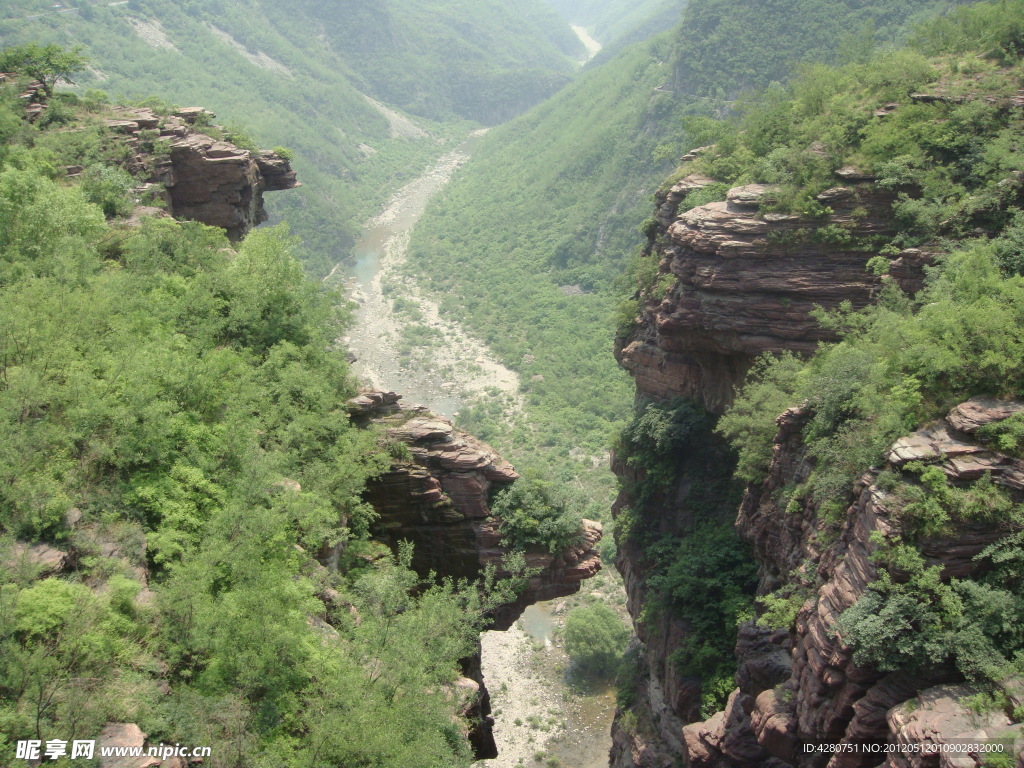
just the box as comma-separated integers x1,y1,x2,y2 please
337,130,522,421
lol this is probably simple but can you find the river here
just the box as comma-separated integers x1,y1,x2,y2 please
337,132,616,768
338,130,521,420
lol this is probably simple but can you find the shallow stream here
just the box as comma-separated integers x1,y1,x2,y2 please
339,131,521,419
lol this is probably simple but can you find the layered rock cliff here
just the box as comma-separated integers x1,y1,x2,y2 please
684,396,1024,768
615,171,927,411
348,390,603,630
609,166,951,768
347,391,603,759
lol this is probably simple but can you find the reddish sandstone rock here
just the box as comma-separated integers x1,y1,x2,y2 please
615,172,912,412
732,403,1024,766
882,685,1017,768
163,133,298,240
355,394,601,630
97,104,299,240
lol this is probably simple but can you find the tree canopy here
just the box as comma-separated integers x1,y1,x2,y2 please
0,43,88,98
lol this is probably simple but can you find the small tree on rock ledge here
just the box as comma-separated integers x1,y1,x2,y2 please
0,43,89,100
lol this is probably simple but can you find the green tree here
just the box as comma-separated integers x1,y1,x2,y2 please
0,44,89,99
563,602,630,677
491,476,583,553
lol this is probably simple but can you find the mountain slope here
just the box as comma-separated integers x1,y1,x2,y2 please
0,0,583,274
404,0,963,484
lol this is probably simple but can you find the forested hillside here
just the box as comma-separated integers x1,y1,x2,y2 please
0,0,582,275
406,0,965,493
0,57,542,768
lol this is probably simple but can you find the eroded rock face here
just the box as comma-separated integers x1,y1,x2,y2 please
163,134,298,241
104,105,299,241
684,399,1024,768
347,393,602,761
614,172,927,412
881,685,1020,768
353,395,602,630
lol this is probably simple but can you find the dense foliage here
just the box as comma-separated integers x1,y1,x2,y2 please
563,602,631,676
669,0,961,99
835,538,1024,689
492,476,584,553
0,70,514,768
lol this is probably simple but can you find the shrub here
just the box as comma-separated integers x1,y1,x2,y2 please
563,603,630,677
492,476,583,553
618,398,713,493
79,163,135,218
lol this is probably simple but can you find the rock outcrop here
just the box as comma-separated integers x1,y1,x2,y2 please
105,105,299,240
345,392,602,760
615,172,927,412
693,398,1024,768
609,164,955,768
97,723,159,768
350,392,602,630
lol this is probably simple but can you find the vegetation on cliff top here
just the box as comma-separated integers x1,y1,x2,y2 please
0,66,515,768
709,0,1024,691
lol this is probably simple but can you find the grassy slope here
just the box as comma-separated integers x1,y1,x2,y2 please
0,0,581,275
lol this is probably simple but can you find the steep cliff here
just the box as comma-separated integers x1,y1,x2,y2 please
348,391,603,630
103,104,299,240
347,391,603,759
699,398,1024,768
609,165,916,767
614,172,925,411
611,21,1024,767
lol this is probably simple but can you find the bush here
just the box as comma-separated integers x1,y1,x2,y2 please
649,520,757,716
563,603,630,677
834,543,1024,685
492,476,583,553
617,398,713,495
79,164,135,218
